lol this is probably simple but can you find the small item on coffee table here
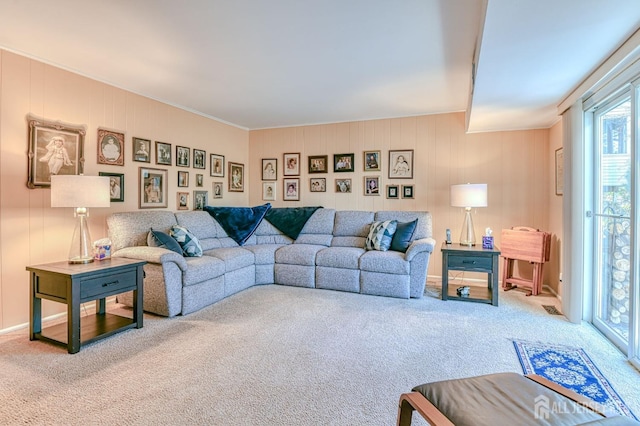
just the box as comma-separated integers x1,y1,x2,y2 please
457,286,470,297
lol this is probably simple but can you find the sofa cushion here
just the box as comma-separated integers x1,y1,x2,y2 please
175,211,218,240
364,220,397,251
360,250,410,274
243,244,286,265
390,219,418,253
275,244,325,266
316,247,365,269
204,203,271,246
204,247,254,272
170,225,203,257
333,210,374,237
331,236,367,248
147,228,183,254
182,256,226,286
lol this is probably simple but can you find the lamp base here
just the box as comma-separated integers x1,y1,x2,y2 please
459,208,477,246
68,208,95,264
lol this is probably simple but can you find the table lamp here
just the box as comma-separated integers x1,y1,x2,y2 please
51,175,110,263
450,183,487,246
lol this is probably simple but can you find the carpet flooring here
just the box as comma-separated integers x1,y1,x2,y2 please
0,283,638,425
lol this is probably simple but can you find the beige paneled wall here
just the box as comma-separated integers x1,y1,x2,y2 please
0,50,249,330
249,113,556,283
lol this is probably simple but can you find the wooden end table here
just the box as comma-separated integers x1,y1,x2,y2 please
441,242,501,306
27,258,146,354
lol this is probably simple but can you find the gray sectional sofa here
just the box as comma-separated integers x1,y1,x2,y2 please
107,208,435,317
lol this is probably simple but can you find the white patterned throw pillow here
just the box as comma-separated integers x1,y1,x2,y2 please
170,225,203,257
364,220,398,251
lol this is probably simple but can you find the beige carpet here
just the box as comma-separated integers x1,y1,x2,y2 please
0,284,638,425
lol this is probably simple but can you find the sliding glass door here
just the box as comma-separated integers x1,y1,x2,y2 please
592,95,632,353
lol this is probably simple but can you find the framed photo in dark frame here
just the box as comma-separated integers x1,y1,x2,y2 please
310,177,326,192
99,172,124,202
155,141,172,165
27,115,85,188
210,154,224,177
262,158,277,181
193,149,206,169
389,149,413,179
229,162,244,192
364,176,380,196
283,153,300,176
139,167,168,209
178,170,189,187
132,137,151,163
308,155,328,173
334,153,354,172
402,184,414,199
363,150,381,171
283,178,300,201
176,145,190,167
387,185,399,199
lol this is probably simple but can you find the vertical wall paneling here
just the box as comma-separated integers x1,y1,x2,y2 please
0,50,249,330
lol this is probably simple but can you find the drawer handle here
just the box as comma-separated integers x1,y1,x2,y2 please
462,260,476,264
102,280,120,287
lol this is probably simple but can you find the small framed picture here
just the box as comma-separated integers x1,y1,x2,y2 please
193,149,206,169
402,185,414,199
229,162,244,192
176,145,190,167
387,185,399,199
177,170,189,187
196,173,203,187
156,141,172,165
27,115,85,188
308,155,328,174
283,178,300,201
99,172,124,202
193,190,208,210
139,167,168,209
335,178,352,193
262,158,277,181
364,176,380,196
283,153,300,176
177,192,189,210
263,182,276,201
310,177,326,192
132,137,151,163
210,154,224,177
363,151,381,171
212,182,223,199
389,149,414,179
97,128,124,166
334,153,354,172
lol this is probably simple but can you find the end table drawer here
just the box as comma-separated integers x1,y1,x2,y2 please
447,255,493,272
81,270,136,299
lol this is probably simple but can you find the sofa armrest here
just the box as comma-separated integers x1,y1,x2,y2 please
112,246,188,271
404,237,436,261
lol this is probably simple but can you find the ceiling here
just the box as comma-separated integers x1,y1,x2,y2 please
0,0,638,132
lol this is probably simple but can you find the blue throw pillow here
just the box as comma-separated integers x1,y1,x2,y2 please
364,220,398,251
390,219,418,253
204,203,271,246
170,225,203,257
147,228,183,254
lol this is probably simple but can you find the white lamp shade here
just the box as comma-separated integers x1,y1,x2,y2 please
450,183,488,208
51,175,110,208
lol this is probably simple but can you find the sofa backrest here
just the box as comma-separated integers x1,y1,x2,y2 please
293,208,336,246
374,211,432,240
107,211,178,252
331,210,375,248
253,219,293,245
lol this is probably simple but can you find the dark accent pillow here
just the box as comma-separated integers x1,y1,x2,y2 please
390,219,418,253
204,203,271,246
147,228,183,254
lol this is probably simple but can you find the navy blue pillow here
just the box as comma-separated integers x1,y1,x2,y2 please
390,219,418,252
204,203,271,246
147,228,183,254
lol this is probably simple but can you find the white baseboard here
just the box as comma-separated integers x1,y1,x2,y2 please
0,297,118,336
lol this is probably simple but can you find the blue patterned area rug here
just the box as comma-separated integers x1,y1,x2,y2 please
513,340,637,420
